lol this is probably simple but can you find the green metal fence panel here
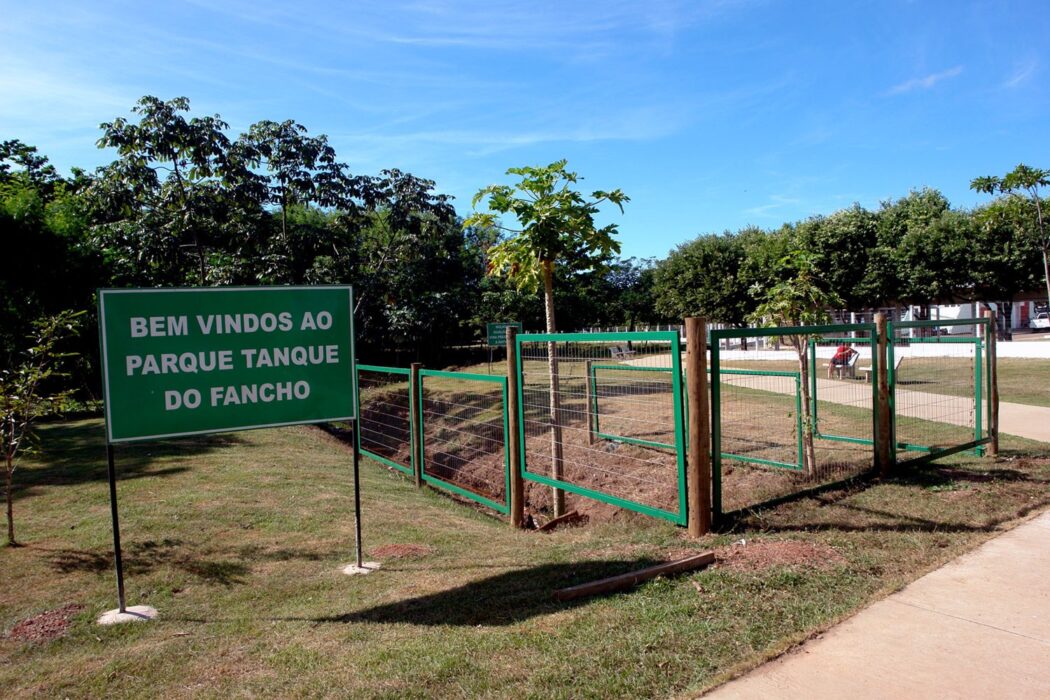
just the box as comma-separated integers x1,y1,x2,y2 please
808,336,879,446
356,364,413,475
711,323,878,518
887,317,992,466
418,369,510,514
515,331,687,525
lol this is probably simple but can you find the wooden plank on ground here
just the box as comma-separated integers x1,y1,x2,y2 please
537,510,586,532
553,551,715,601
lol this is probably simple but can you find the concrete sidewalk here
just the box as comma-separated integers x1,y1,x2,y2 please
704,510,1050,699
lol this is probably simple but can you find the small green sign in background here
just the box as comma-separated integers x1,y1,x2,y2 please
99,286,355,443
486,322,522,347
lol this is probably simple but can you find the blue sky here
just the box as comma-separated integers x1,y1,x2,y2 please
2,1,1048,259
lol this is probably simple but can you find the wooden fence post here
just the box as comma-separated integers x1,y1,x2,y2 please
686,317,711,537
874,313,893,476
506,327,525,528
985,309,999,458
409,362,423,489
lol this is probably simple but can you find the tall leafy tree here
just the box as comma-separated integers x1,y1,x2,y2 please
971,164,1050,311
894,209,972,318
236,119,352,244
796,206,879,310
95,96,251,284
971,199,1044,338
1,146,97,371
465,160,628,517
653,232,750,325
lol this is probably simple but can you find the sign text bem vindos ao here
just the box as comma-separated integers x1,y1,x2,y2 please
99,287,356,443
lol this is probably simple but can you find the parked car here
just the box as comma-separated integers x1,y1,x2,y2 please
1030,312,1050,331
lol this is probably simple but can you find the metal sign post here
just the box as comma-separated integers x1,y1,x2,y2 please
105,443,126,614
352,415,363,569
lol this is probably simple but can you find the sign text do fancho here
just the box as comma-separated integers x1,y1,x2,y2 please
99,286,356,443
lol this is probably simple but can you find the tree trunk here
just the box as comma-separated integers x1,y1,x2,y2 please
1001,300,1014,341
196,236,207,285
1041,246,1050,314
281,190,288,243
794,339,816,477
542,260,566,517
5,452,15,547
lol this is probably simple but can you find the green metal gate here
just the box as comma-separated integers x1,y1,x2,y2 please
711,323,879,516
515,331,688,525
418,369,511,514
887,317,992,465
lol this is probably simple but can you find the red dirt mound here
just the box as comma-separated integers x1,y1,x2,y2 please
8,604,84,643
715,539,844,572
370,543,435,559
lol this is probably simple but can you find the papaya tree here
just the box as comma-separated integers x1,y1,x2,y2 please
749,249,842,476
465,160,628,517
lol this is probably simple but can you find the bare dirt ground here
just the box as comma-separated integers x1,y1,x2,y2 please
370,543,435,559
354,365,879,523
6,604,83,644
713,539,846,572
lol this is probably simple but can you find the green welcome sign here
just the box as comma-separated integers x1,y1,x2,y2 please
486,321,522,347
99,286,356,443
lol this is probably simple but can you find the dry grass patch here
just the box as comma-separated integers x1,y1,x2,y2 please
714,540,845,573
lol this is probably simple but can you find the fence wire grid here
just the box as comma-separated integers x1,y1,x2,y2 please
419,370,509,513
712,324,878,516
356,365,413,475
517,332,687,524
889,321,986,460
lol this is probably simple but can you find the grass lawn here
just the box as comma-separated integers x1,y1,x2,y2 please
992,358,1050,408
2,419,1050,698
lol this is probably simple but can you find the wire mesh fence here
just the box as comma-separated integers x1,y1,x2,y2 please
419,370,509,513
711,324,878,516
350,316,995,528
716,369,802,471
588,364,679,449
516,331,686,524
889,320,988,462
809,336,878,446
356,365,413,474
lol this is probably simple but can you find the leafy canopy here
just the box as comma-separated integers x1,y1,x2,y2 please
749,248,843,330
464,160,628,292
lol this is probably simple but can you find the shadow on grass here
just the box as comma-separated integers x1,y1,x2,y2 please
308,558,664,627
725,459,1050,535
11,420,243,501
40,537,252,586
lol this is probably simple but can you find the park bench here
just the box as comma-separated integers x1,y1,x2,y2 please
830,352,860,379
858,354,903,383
609,344,636,360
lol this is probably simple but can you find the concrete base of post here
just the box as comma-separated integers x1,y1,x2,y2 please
97,605,158,625
342,561,382,576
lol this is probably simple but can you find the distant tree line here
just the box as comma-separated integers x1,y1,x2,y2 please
2,96,1046,403
653,185,1048,339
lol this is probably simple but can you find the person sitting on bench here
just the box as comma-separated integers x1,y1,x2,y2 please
828,343,858,378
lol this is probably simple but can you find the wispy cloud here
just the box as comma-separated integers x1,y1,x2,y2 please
181,0,747,55
1004,58,1038,88
744,194,802,218
885,65,963,95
